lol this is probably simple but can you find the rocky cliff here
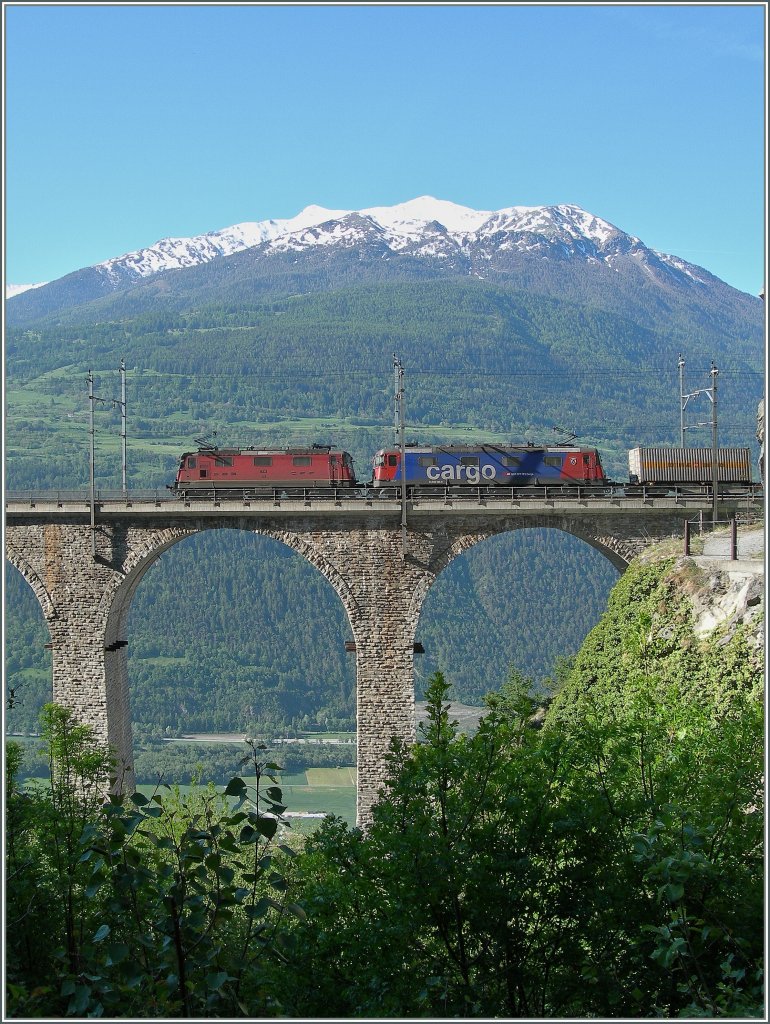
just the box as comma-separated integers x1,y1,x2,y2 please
547,525,765,725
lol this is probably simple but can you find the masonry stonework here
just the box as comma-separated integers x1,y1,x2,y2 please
5,507,695,825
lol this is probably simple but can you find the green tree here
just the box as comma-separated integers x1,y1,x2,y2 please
278,651,763,1018
5,706,116,1014
5,712,300,1018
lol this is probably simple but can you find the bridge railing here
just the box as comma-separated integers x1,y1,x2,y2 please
5,489,174,505
4,487,366,505
5,484,763,507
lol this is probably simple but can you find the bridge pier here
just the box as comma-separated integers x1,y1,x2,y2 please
7,522,137,786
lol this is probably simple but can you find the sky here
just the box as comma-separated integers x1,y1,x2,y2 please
3,2,767,295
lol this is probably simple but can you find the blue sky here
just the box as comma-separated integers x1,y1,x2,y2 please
4,2,766,294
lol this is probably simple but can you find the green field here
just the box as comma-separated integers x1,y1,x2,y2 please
136,766,357,825
304,767,356,785
259,767,356,823
279,786,355,822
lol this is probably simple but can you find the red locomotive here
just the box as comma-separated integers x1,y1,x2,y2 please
171,445,357,496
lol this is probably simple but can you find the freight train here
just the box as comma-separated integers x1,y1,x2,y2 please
170,442,756,498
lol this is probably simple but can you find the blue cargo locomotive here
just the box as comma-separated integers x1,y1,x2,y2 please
372,444,608,490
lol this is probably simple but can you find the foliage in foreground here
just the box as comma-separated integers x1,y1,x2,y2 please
279,665,762,1018
6,709,298,1018
5,556,764,1016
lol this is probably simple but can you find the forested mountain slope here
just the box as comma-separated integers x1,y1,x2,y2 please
7,198,762,342
6,280,762,495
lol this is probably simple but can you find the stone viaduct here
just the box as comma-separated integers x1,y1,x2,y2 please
5,491,741,825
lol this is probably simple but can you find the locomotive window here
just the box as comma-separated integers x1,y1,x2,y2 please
214,457,233,467
187,457,197,468
501,456,521,468
253,456,273,466
583,455,591,465
292,456,312,467
543,456,562,468
460,457,479,467
417,456,438,467
387,455,398,467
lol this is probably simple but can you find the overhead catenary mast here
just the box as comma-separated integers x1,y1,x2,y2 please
86,361,129,556
87,370,107,557
117,359,127,494
710,362,719,524
393,354,407,555
678,355,719,523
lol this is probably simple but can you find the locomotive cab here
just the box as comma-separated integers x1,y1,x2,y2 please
373,450,400,483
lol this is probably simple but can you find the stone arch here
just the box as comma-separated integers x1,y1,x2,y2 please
96,520,362,792
107,519,359,721
253,527,361,625
102,527,199,646
4,547,57,622
557,524,638,572
408,517,632,627
407,530,494,633
5,556,54,729
103,522,361,645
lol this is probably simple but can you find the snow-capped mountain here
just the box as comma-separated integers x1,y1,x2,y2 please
99,197,497,280
251,198,712,286
5,196,709,301
97,204,353,283
98,197,706,286
6,196,758,332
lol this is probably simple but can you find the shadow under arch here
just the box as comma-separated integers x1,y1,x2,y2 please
411,522,623,704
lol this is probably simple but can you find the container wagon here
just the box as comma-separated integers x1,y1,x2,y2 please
628,447,753,488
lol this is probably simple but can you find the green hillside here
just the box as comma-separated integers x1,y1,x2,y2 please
6,281,762,494
5,276,763,739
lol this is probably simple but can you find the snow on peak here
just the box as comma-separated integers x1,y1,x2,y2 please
25,197,675,287
287,204,352,230
266,198,635,257
652,250,709,285
553,205,635,247
6,282,48,299
96,206,357,280
482,204,633,249
361,196,491,235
